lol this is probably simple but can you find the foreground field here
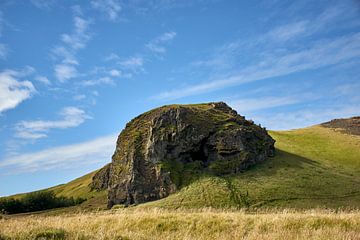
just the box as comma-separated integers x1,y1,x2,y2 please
1,209,360,240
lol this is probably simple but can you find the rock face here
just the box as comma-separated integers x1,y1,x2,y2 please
92,102,275,208
322,116,360,136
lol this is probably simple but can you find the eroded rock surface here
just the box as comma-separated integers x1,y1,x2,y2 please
322,116,360,135
92,102,275,208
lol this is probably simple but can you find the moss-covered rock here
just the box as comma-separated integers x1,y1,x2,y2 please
92,102,275,208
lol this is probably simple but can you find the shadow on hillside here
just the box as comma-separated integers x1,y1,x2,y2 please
242,148,322,176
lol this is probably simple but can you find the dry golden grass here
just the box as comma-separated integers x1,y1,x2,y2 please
1,209,360,240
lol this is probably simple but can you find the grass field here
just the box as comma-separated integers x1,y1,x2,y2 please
7,125,360,211
1,125,360,239
1,209,360,240
141,125,360,209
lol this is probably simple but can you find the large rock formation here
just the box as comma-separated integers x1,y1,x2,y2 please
92,102,275,208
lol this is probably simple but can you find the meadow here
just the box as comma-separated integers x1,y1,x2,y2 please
1,208,360,240
1,125,360,239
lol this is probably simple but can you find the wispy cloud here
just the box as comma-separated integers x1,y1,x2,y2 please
15,107,90,139
52,11,91,82
0,69,36,114
153,32,360,101
229,96,301,113
0,11,8,59
34,75,51,85
30,0,56,10
146,31,176,54
73,94,86,101
61,16,91,50
268,21,308,42
91,0,122,21
81,76,115,86
109,69,121,77
54,64,77,82
0,43,8,59
119,56,143,68
253,104,360,130
0,134,116,173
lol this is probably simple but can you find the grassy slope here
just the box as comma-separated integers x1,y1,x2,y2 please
141,125,360,209
6,125,360,211
8,171,107,211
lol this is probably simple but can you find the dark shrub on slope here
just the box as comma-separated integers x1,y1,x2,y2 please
0,191,85,214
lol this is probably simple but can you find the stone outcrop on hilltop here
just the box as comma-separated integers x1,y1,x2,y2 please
91,102,275,208
322,116,360,136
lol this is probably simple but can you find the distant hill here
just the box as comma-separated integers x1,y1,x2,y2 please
322,116,360,135
5,116,360,211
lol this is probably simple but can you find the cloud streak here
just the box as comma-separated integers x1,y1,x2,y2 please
0,134,116,173
91,0,122,21
52,12,91,82
15,107,90,139
229,96,301,113
146,31,176,54
153,32,360,101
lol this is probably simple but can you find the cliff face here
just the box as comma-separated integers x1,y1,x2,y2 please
92,102,275,208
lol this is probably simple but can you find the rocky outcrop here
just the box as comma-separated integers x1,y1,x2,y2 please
92,102,275,208
90,164,111,191
322,116,360,135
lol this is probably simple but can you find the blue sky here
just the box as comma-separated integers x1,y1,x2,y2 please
0,0,359,196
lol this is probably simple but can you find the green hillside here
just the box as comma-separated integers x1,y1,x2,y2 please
6,124,360,211
7,171,107,211
141,125,360,209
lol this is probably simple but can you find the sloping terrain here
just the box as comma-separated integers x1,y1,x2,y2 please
141,125,360,209
5,121,360,211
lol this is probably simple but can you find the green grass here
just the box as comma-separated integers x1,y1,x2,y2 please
139,125,360,209
5,124,360,211
7,171,107,213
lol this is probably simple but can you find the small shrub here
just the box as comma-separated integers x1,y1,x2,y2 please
0,234,10,240
0,191,85,214
34,229,66,240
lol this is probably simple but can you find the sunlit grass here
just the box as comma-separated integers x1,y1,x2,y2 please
1,208,360,240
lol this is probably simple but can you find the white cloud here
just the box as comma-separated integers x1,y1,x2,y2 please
73,94,86,101
0,134,116,173
52,46,78,65
34,75,51,85
54,64,77,82
153,32,360,101
118,56,144,74
0,12,8,59
109,69,121,77
229,96,301,113
268,21,308,41
253,105,360,130
61,16,90,50
81,76,115,86
119,56,143,67
0,43,8,59
91,0,122,21
30,0,56,10
146,31,176,54
104,52,120,61
0,69,36,114
52,15,90,81
15,107,90,139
